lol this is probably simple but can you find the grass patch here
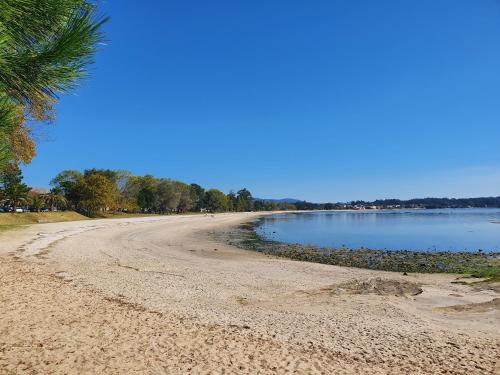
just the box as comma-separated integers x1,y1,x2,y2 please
465,266,500,279
0,211,166,233
477,274,500,283
92,212,161,219
0,211,162,232
0,211,88,226
0,224,18,233
487,274,500,282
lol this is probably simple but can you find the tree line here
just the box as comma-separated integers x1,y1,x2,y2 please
2,166,500,215
370,197,500,209
290,197,500,210
49,169,261,215
0,166,292,216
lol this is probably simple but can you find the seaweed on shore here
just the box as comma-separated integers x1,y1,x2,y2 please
216,221,500,277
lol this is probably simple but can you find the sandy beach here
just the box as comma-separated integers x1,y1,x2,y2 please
0,212,499,374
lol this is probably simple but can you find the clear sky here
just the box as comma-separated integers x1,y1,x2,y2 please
23,0,500,202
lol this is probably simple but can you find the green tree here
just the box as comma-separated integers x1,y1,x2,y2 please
226,191,235,211
236,188,253,212
50,170,83,209
121,175,143,211
204,189,228,212
27,191,46,212
0,0,107,171
77,173,116,216
84,169,120,183
177,182,194,213
137,187,155,212
190,183,205,212
135,175,157,212
46,188,67,211
155,179,180,213
0,101,17,169
254,200,278,211
0,165,30,209
113,172,137,213
254,200,264,211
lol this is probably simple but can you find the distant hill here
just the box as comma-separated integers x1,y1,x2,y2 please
253,198,301,204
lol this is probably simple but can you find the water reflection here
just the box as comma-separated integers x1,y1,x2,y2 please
256,208,500,252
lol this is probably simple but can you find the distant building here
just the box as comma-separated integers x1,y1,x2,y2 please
30,188,50,195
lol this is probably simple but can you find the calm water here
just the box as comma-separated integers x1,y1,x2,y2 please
256,208,500,253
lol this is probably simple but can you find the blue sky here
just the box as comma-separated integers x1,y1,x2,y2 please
23,0,500,202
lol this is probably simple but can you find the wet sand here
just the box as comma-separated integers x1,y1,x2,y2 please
0,213,499,374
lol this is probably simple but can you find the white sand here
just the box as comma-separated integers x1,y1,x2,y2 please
0,212,499,374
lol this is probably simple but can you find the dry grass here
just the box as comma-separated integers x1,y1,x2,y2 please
95,212,160,219
0,211,88,226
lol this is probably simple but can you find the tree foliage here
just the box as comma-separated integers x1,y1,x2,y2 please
0,164,30,208
205,189,228,212
47,168,279,215
0,0,107,171
45,188,68,211
1,168,305,215
50,170,83,209
77,172,116,215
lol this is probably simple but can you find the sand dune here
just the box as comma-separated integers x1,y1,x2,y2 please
0,213,499,374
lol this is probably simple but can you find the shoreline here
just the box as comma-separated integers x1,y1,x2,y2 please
216,214,500,279
0,212,499,373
